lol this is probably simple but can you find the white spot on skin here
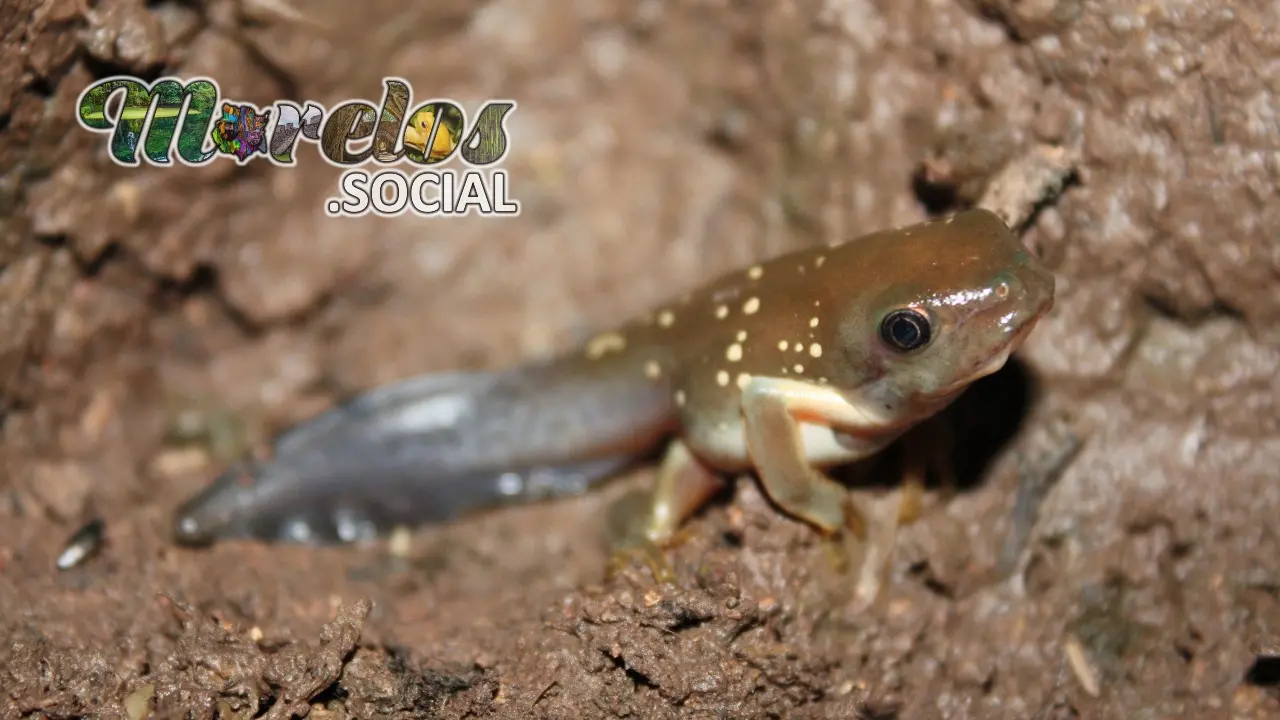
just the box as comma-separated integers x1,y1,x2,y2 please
497,472,523,496
736,330,747,342
809,317,819,328
747,265,763,280
586,332,626,359
284,518,313,543
794,343,803,353
743,297,760,315
716,370,730,387
658,310,674,328
815,255,826,268
726,343,743,362
389,391,471,434
715,305,729,319
794,364,804,374
675,390,686,406
336,512,377,543
809,343,822,358
736,372,752,389
778,340,789,351
645,360,661,378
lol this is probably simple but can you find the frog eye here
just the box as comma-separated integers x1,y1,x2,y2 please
879,308,933,352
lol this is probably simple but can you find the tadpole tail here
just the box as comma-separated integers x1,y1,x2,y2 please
171,360,676,546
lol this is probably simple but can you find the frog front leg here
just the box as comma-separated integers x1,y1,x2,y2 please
740,376,936,608
738,377,888,538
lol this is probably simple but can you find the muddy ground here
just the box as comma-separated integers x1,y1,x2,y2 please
1,0,1278,718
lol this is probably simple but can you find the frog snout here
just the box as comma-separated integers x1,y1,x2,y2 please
1001,260,1055,314
1020,262,1056,315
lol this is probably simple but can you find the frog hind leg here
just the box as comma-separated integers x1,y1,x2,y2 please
605,438,725,583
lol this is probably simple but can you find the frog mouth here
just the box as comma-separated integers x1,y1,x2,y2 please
938,345,1014,396
935,302,1050,396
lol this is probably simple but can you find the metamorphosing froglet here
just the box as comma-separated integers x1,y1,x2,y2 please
172,208,1054,562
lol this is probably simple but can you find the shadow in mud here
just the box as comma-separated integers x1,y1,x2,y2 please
832,354,1041,494
1245,654,1280,687
945,353,1041,489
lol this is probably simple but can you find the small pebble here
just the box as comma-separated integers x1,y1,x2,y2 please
56,517,105,571
388,525,413,557
123,683,155,720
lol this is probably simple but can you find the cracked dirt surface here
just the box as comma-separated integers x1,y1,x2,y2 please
1,0,1278,718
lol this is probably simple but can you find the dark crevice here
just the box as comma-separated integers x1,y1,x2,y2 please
947,355,1039,490
858,698,902,720
665,609,714,634
81,55,166,84
307,682,349,705
1245,655,1280,686
146,0,201,9
33,233,68,251
910,166,959,216
907,560,954,600
970,2,1027,44
148,258,345,339
37,227,331,342
35,235,135,279
720,529,743,548
150,262,220,298
32,231,263,338
27,76,58,99
913,146,1081,228
148,263,263,338
1207,300,1248,323
605,652,658,689
1169,539,1194,560
1174,642,1194,663
1012,165,1081,233
81,242,127,277
1140,294,1194,323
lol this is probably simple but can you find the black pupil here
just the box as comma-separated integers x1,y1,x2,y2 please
891,317,920,345
883,310,930,351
